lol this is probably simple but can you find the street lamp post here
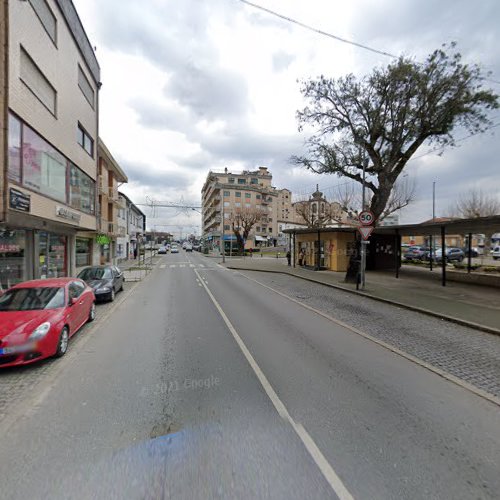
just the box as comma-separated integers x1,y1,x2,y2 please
430,181,436,271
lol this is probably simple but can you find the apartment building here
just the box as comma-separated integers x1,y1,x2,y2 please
202,167,279,250
117,191,146,260
94,139,128,266
0,0,100,289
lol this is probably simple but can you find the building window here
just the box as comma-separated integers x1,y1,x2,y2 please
224,225,230,230
235,202,241,208
70,164,95,214
28,0,57,45
256,194,261,199
37,232,67,279
237,178,246,184
245,203,251,208
268,228,272,233
23,124,67,202
20,47,57,115
0,230,26,289
245,193,251,199
228,178,235,184
224,213,230,219
312,203,317,214
76,238,91,267
8,113,22,183
235,192,241,198
78,65,95,109
223,201,230,207
256,227,261,232
77,123,94,157
251,178,258,184
223,191,230,197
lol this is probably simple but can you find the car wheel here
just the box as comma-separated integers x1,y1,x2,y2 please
458,256,464,262
88,302,96,322
109,288,115,302
494,256,498,261
55,327,69,358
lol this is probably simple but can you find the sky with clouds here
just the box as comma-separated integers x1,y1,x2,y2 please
73,0,500,235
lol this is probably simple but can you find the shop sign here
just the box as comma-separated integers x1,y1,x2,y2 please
9,188,31,213
96,234,111,245
0,244,21,253
55,206,81,224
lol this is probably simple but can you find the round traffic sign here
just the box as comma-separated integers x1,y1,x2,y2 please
359,211,375,226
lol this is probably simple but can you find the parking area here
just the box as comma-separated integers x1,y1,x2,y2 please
0,280,138,424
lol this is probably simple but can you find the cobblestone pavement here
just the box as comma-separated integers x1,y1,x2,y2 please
0,281,138,424
240,271,500,399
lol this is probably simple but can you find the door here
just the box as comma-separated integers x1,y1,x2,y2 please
113,266,123,290
67,281,86,332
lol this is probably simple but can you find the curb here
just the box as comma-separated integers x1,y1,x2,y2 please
226,266,500,337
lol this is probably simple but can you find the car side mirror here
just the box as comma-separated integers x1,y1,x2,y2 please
70,297,78,306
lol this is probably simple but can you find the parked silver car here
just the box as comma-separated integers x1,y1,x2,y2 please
434,247,465,263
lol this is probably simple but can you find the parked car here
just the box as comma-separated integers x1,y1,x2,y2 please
185,243,193,252
171,245,179,254
193,244,201,251
403,246,431,261
0,278,95,367
492,246,500,260
461,247,479,258
182,242,187,250
158,246,168,254
77,265,124,302
434,247,465,263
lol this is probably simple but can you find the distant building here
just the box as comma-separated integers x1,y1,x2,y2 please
117,192,146,259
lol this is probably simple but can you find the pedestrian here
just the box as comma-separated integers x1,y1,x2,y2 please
133,246,138,260
300,249,306,266
286,250,291,266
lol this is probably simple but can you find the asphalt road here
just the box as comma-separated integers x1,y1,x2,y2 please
0,250,499,500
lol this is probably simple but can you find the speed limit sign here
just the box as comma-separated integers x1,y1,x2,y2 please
359,211,375,226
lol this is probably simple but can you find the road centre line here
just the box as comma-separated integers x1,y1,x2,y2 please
194,269,354,500
237,271,500,409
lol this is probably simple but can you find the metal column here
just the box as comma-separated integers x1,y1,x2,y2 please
467,232,472,273
441,226,446,286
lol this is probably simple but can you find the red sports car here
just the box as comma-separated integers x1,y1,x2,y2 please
0,278,96,368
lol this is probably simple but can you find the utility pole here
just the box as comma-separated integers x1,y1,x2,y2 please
221,194,225,263
360,158,368,289
430,181,436,270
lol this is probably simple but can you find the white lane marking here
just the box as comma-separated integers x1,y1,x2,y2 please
194,269,354,500
160,264,166,269
180,264,186,268
190,264,195,268
170,264,177,268
239,272,500,409
199,264,205,268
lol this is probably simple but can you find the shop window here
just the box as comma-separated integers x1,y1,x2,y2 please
0,230,26,290
76,238,91,267
23,125,67,202
70,164,95,214
38,232,67,279
8,114,22,183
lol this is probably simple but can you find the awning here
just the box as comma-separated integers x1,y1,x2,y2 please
255,236,267,242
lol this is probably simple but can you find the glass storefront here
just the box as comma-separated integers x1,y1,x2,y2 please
0,230,26,291
76,238,91,267
38,232,67,279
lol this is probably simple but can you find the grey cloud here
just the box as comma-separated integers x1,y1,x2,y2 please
164,63,249,120
272,51,295,72
119,160,191,191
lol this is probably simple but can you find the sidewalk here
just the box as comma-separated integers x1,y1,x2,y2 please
223,259,500,335
119,254,162,281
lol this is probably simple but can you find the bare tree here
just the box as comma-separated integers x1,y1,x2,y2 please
228,208,265,252
294,201,333,228
292,43,498,223
450,188,500,218
449,187,500,255
333,177,416,222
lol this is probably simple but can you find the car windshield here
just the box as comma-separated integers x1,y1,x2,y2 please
0,287,65,311
78,268,113,280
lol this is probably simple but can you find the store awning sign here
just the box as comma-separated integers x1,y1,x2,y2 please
9,188,31,213
96,234,111,245
55,206,81,224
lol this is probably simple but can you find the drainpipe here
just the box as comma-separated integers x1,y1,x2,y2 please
0,1,9,224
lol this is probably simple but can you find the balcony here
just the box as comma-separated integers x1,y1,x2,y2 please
99,218,117,236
